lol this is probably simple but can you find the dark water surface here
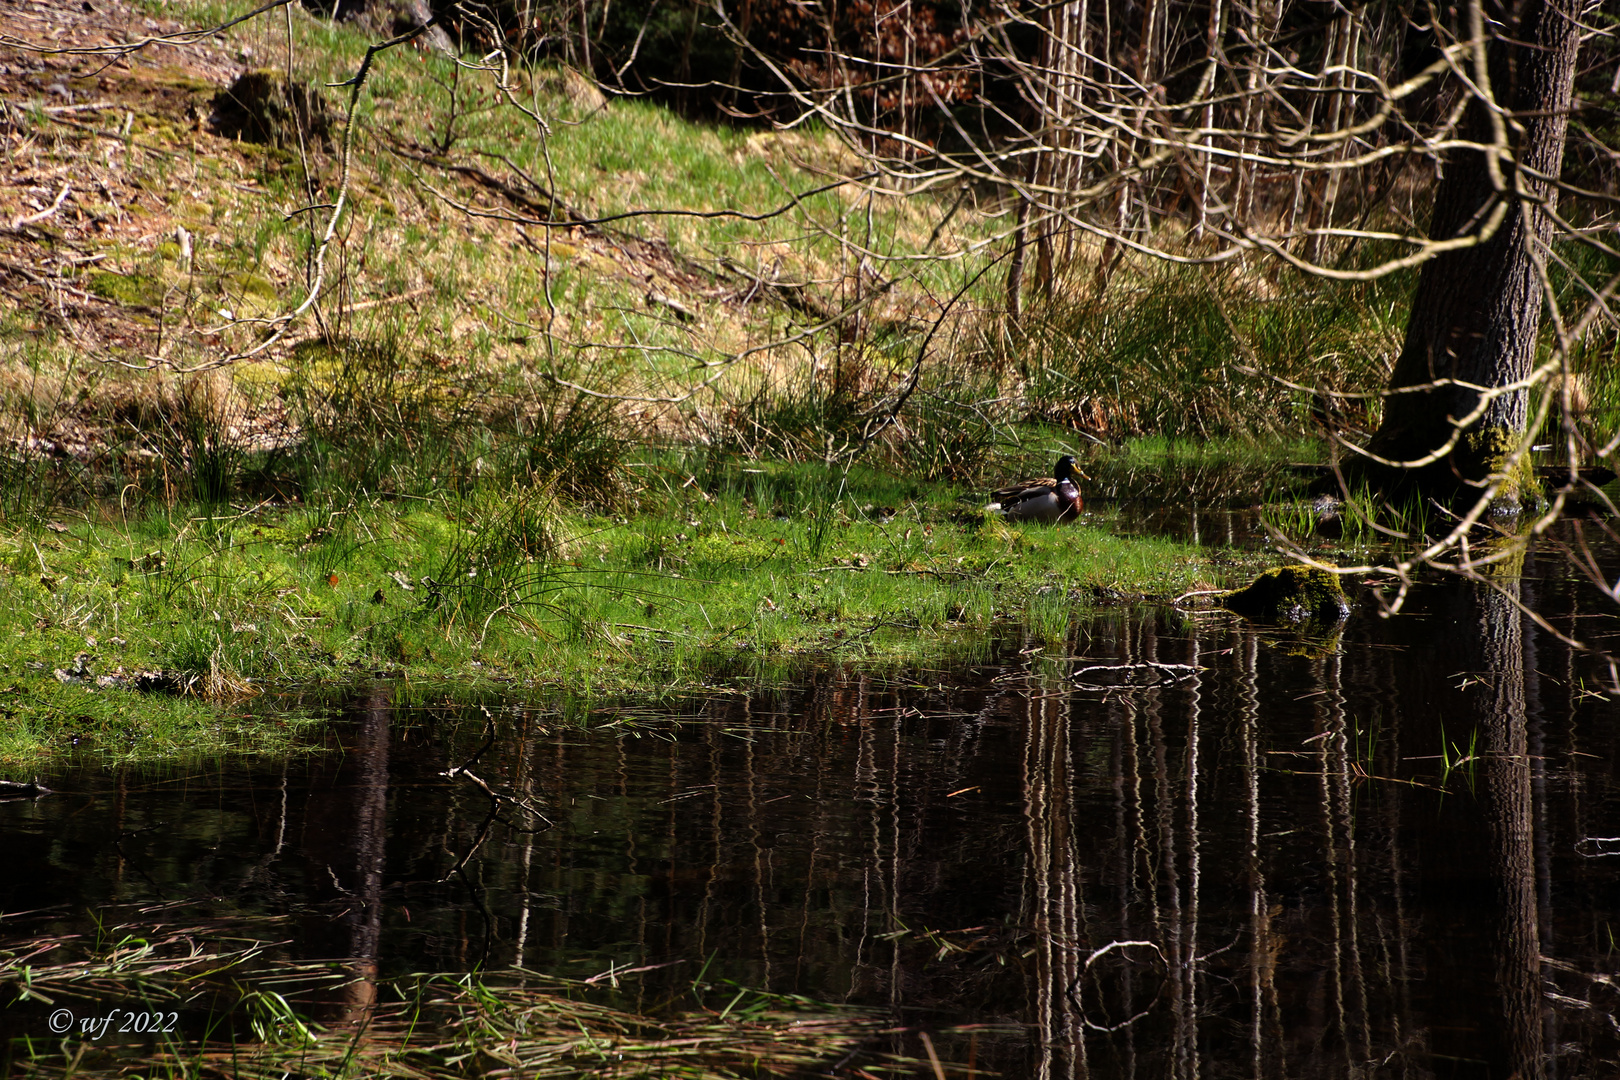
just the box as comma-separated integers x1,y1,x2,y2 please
5,535,1620,1077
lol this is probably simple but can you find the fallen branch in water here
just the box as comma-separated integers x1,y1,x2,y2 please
1072,661,1200,691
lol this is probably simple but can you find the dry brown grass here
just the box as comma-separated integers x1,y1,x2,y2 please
93,369,239,432
0,360,66,430
0,0,1005,496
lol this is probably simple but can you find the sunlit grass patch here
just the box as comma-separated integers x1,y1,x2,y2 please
1011,259,1404,445
1,0,995,511
0,450,1270,762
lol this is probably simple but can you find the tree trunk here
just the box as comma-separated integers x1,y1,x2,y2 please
1364,0,1580,503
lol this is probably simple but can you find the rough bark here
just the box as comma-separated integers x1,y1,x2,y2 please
1364,0,1581,502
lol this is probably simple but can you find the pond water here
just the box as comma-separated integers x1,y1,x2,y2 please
5,530,1620,1078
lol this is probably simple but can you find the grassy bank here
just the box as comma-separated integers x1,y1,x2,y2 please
0,0,1431,489
3,0,1612,511
0,451,1275,766
14,0,1605,768
0,0,1361,768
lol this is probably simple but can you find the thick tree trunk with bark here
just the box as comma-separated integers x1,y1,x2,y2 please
1364,0,1581,503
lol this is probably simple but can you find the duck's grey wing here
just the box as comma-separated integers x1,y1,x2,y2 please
989,477,1056,507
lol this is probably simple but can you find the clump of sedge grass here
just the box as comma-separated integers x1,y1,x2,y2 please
281,326,626,509
1011,257,1404,444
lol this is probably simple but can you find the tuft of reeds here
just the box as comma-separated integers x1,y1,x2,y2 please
1010,259,1403,444
415,485,594,648
389,973,894,1080
280,330,627,510
697,345,1009,484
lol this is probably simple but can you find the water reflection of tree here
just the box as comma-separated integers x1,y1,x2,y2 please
300,687,391,1027
1003,587,1608,1077
1476,558,1545,1079
419,580,1620,1076
20,571,1620,1075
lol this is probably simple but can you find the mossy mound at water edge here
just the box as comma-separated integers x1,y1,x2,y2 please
1219,564,1350,624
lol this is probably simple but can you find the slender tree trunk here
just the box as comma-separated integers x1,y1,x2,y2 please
1364,0,1580,500
1007,146,1040,327
577,0,593,74
1007,189,1030,327
1307,13,1355,264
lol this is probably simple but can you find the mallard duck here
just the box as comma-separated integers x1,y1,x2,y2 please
987,455,1082,523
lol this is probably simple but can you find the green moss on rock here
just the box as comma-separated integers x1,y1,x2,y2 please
86,270,164,309
1220,563,1350,625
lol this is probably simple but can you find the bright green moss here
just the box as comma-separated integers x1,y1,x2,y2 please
1219,563,1350,625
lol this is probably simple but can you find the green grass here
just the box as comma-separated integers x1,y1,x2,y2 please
0,455,1265,766
0,0,1021,508
5,0,1425,498
129,0,978,373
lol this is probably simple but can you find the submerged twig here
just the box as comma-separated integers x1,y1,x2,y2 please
1072,661,1201,691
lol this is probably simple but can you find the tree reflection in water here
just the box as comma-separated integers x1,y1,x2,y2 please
279,686,392,1029
6,541,1620,1078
